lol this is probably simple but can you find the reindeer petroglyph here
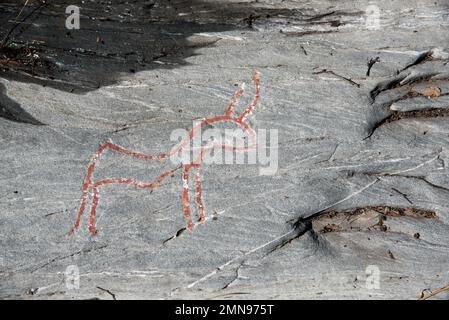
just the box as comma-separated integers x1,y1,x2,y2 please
69,71,261,236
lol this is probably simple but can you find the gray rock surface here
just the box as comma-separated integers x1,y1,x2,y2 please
1,0,449,299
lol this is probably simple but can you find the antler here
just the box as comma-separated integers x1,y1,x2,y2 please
238,70,260,122
225,84,245,116
225,71,261,119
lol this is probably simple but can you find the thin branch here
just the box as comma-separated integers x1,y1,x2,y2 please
313,68,360,87
419,284,449,300
366,57,380,76
1,0,47,48
391,187,413,204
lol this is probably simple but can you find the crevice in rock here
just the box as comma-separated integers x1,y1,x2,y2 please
360,171,449,194
221,264,243,290
310,206,437,235
163,227,187,245
365,49,449,139
280,30,336,37
96,286,117,300
31,244,108,272
365,107,449,140
265,219,312,255
401,50,434,73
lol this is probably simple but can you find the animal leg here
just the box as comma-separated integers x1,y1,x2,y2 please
194,168,206,224
68,162,95,236
88,186,100,235
182,165,194,231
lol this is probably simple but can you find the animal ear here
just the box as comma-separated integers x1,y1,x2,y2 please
237,71,260,122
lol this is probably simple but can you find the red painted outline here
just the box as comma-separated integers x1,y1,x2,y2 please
68,71,261,236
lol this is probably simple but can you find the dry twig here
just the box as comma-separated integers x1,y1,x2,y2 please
419,284,449,300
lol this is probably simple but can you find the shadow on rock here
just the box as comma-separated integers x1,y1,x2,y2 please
0,0,303,93
0,83,44,125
